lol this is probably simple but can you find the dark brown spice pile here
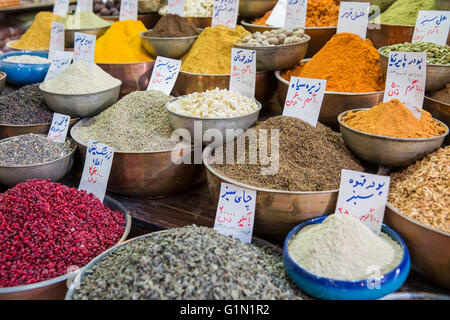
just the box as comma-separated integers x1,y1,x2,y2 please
211,116,365,191
147,14,199,37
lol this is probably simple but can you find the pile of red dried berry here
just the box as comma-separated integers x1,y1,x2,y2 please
0,179,126,288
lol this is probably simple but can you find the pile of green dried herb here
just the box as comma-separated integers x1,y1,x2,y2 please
380,41,450,65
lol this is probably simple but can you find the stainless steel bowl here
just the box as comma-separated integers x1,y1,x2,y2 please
276,70,384,129
424,95,450,145
435,0,450,10
0,118,79,140
379,48,450,92
64,26,110,48
102,13,161,29
5,40,48,53
139,29,200,59
185,17,212,29
39,83,121,118
234,35,310,71
0,71,6,94
70,118,204,198
385,203,450,289
0,134,77,186
0,195,131,300
238,0,277,18
338,108,448,167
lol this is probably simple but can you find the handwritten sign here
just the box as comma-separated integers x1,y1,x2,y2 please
282,76,326,127
47,113,70,143
229,48,256,98
147,56,181,95
119,0,138,21
212,0,239,28
337,2,370,39
214,182,257,243
335,170,390,234
73,32,96,69
168,0,185,16
79,141,114,203
383,51,426,119
49,22,64,61
53,0,69,16
285,0,307,29
45,51,73,81
412,10,450,46
76,0,93,12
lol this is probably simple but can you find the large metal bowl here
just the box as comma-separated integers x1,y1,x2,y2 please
239,0,277,18
0,71,5,95
276,70,384,129
424,95,450,145
139,29,200,59
64,26,110,48
5,40,48,53
185,17,212,29
70,118,204,198
436,0,450,10
39,83,121,118
0,118,79,140
338,108,448,167
0,195,131,300
385,203,450,289
102,13,161,29
234,35,310,71
97,61,154,96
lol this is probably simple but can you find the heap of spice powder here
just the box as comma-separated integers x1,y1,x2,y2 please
282,33,385,93
0,84,53,125
377,0,436,26
211,116,365,191
389,146,449,234
95,20,152,63
0,179,126,288
181,25,249,74
64,10,112,29
341,99,447,138
10,12,61,50
147,14,199,37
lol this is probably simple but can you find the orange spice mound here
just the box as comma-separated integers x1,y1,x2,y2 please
282,33,385,93
341,99,447,138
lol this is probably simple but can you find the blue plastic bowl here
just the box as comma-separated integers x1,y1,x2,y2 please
0,51,50,85
283,216,411,300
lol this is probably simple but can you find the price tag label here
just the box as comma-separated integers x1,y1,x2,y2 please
147,56,182,95
53,0,69,16
79,141,114,203
76,0,93,12
337,1,370,39
214,182,257,243
168,0,185,16
47,113,70,143
285,0,307,29
335,169,390,234
212,0,239,28
229,48,256,98
119,0,138,21
45,50,73,81
266,0,287,27
282,76,326,127
383,51,426,119
49,22,64,61
73,32,96,69
412,10,450,46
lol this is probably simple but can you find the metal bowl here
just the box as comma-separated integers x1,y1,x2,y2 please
0,118,79,140
64,26,110,48
0,134,77,186
0,51,50,85
5,40,49,53
385,203,450,289
173,70,277,103
435,0,450,10
185,17,212,29
97,61,154,96
379,48,450,92
139,29,201,59
70,118,204,198
344,0,396,13
102,13,161,29
338,108,448,167
166,97,262,146
203,147,338,242
424,95,450,145
0,71,5,94
276,70,384,129
234,35,310,71
0,195,131,300
238,0,277,18
39,83,121,118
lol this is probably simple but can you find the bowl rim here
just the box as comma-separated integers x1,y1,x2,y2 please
179,69,272,77
367,22,415,28
378,46,450,68
283,216,410,286
0,71,6,79
0,195,131,295
139,28,202,40
64,24,112,32
338,108,450,141
424,94,450,107
0,117,79,129
0,50,50,66
38,81,122,97
240,19,338,30
5,40,49,53
233,33,311,49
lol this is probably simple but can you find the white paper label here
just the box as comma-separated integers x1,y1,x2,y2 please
168,0,185,16
49,22,64,61
214,182,257,243
147,56,182,95
335,169,390,234
229,48,256,98
119,0,138,21
45,50,73,81
53,0,69,16
266,0,287,28
212,0,239,28
285,0,307,29
412,10,450,46
79,141,114,203
337,2,370,39
383,51,426,119
47,113,70,143
73,32,96,69
76,0,93,12
282,76,326,127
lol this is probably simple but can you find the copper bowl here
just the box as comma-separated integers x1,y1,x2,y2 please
185,17,212,29
385,203,450,289
97,60,154,96
424,95,450,145
239,0,277,18
64,26,110,48
0,118,79,140
0,71,6,94
102,13,161,29
0,196,131,300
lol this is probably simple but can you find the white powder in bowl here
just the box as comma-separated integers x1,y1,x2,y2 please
3,54,51,64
